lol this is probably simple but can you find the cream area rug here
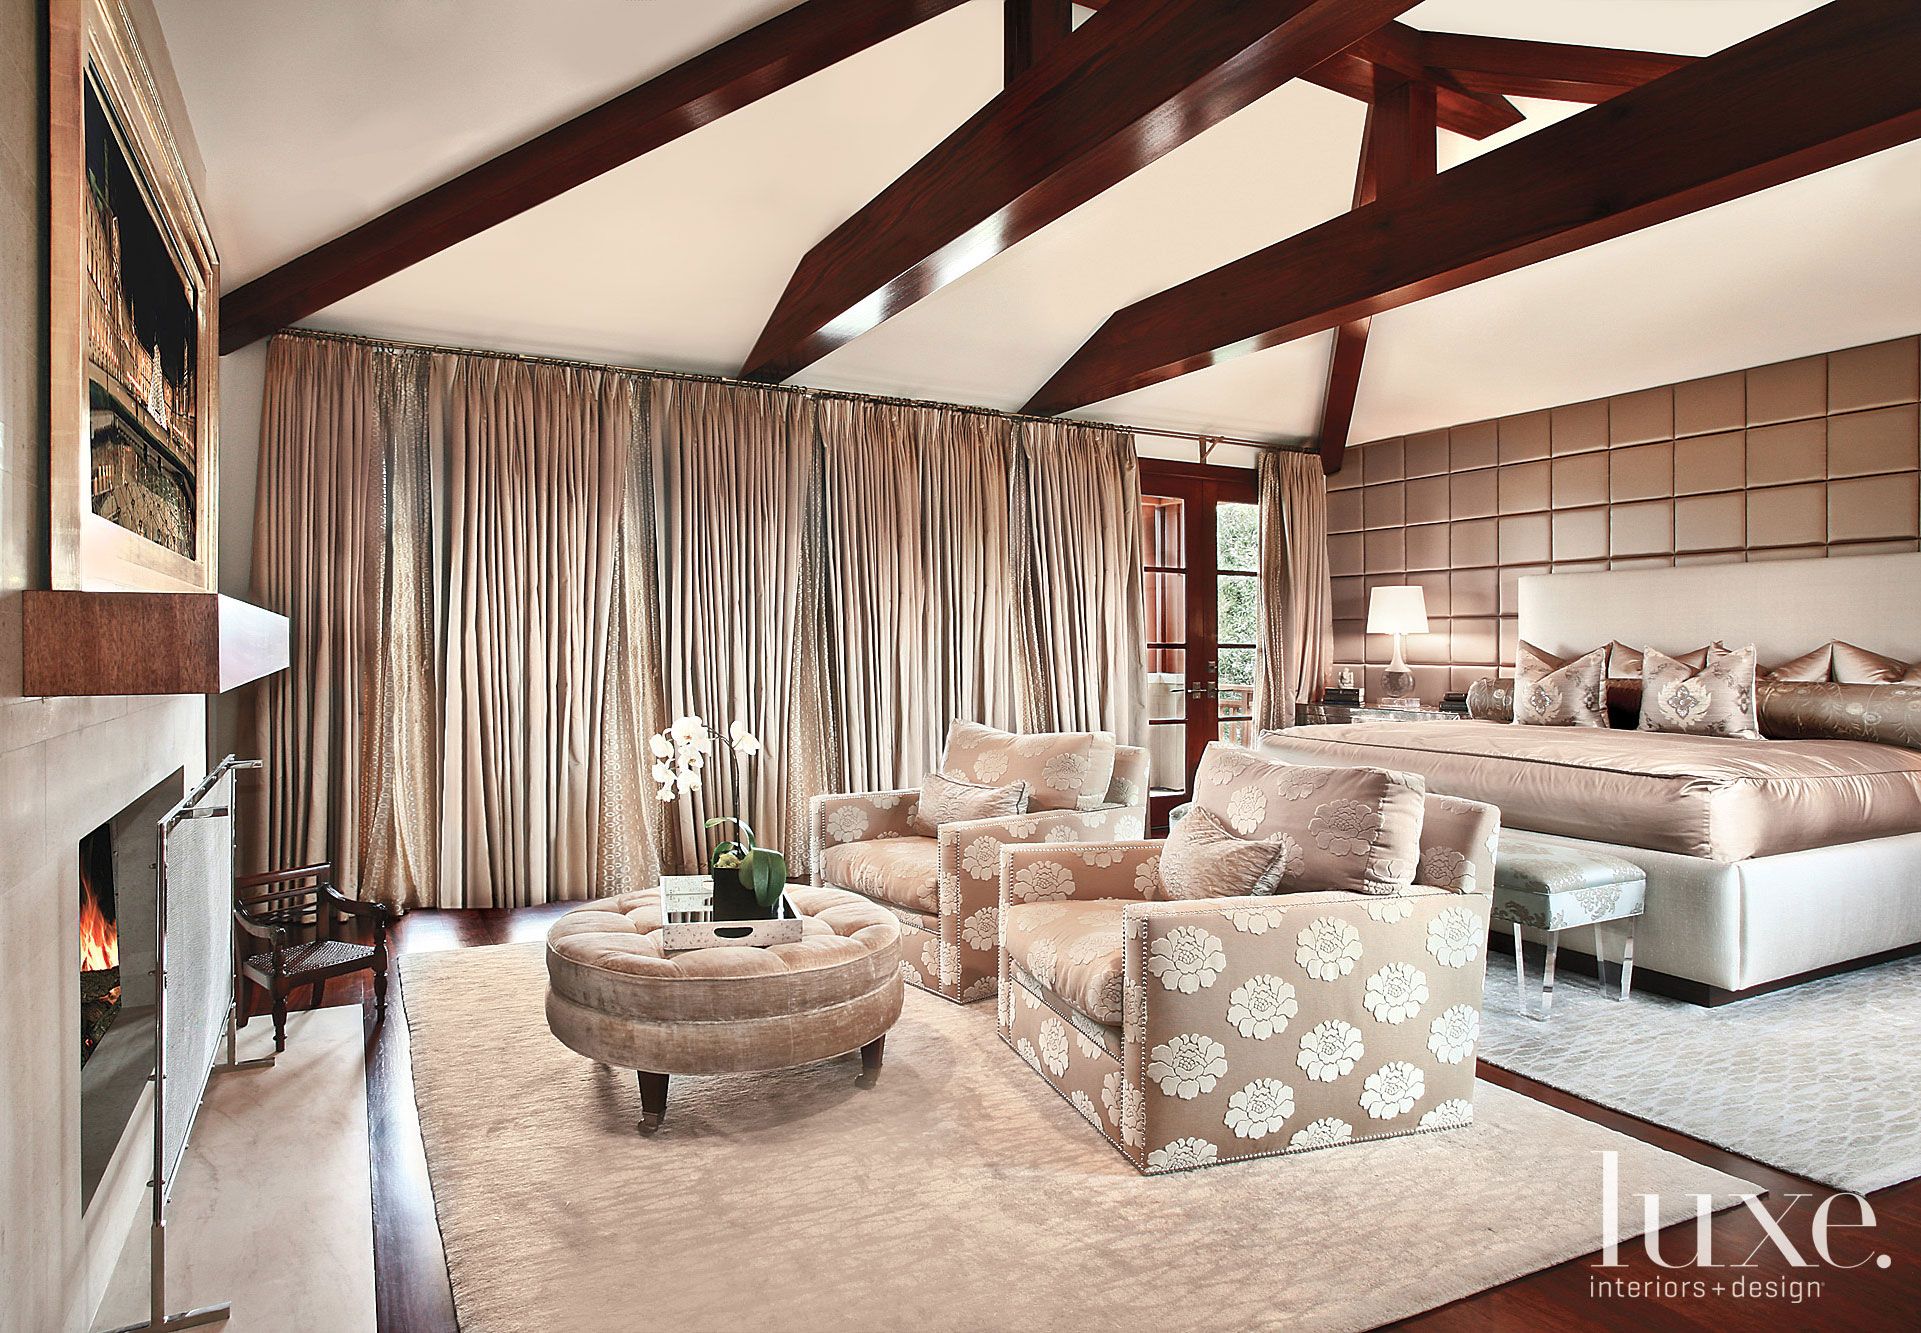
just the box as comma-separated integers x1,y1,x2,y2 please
404,943,1756,1333
1480,951,1921,1194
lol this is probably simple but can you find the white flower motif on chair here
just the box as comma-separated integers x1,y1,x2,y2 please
1426,1004,1481,1065
1360,1061,1425,1119
961,907,998,952
1147,926,1227,993
1133,854,1163,898
1208,751,1258,786
1289,1118,1352,1150
960,976,996,1003
1011,860,1075,902
1015,1037,1040,1070
961,835,1002,880
1363,898,1413,923
1419,847,1472,891
1225,904,1288,935
1079,843,1126,868
1362,963,1429,1024
1226,974,1298,1039
826,806,869,843
1014,903,1069,930
1070,1089,1099,1123
1043,751,1090,793
1026,938,1059,989
1115,816,1146,840
1295,917,1363,980
1226,786,1267,834
1147,1033,1228,1099
1045,824,1079,843
936,941,961,986
1103,1073,1146,1147
1310,799,1383,857
899,959,924,987
1296,1020,1364,1082
1276,766,1329,802
870,793,901,810
1147,1137,1219,1172
1073,1029,1104,1060
1426,906,1482,968
1038,1018,1070,1076
973,751,1009,784
1067,929,1120,965
1419,1099,1473,1131
1223,1079,1295,1140
1004,817,1039,839
1101,1071,1126,1126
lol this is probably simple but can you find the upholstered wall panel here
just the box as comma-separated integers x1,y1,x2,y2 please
1328,335,1921,702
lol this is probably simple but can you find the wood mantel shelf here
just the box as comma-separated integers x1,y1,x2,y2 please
23,590,289,696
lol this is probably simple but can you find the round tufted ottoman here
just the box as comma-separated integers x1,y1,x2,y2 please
544,884,903,1129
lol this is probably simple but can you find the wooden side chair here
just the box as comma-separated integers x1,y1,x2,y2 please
235,863,392,1051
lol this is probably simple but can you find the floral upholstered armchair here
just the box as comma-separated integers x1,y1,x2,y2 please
810,722,1148,1003
996,743,1499,1173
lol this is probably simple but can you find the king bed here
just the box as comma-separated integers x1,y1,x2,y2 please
1261,551,1921,1003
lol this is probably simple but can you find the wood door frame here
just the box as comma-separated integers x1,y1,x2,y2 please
1138,458,1257,830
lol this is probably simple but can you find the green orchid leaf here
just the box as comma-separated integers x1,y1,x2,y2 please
741,847,789,909
703,814,757,851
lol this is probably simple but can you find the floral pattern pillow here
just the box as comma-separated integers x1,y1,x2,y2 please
1603,642,1708,729
1513,642,1608,728
1157,806,1294,901
940,721,1118,812
1192,743,1426,897
1638,643,1761,739
1757,681,1921,749
907,772,1029,836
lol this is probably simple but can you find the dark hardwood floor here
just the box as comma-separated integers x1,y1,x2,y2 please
257,907,1920,1332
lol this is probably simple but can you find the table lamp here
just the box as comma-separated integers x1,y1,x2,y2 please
1367,585,1428,702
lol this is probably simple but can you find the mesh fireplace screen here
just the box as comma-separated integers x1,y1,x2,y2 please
158,766,233,1199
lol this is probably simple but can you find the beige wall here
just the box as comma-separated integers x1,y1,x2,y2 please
1,2,209,1328
1328,335,1921,702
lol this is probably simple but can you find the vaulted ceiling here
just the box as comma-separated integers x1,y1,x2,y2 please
155,0,1921,451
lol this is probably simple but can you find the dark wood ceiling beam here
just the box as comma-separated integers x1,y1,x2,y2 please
740,0,1423,383
217,0,973,354
1316,79,1435,476
1419,29,1694,103
1073,1,1520,138
1024,0,1921,417
1004,0,1073,85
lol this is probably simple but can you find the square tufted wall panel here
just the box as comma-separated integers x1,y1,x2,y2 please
1328,336,1921,702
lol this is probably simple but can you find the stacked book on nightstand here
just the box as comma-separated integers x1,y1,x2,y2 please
1323,685,1363,707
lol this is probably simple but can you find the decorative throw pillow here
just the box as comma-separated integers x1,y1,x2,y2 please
1761,643,1834,682
907,772,1029,836
1758,681,1921,749
1156,805,1293,901
1830,641,1921,685
1194,743,1426,896
939,721,1117,812
1638,643,1761,739
1604,642,1709,729
1466,676,1515,723
1514,643,1609,728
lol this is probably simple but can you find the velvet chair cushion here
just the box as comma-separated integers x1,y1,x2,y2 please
1003,898,1130,1027
817,837,940,913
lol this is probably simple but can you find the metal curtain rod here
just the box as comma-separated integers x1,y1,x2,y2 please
278,326,1314,456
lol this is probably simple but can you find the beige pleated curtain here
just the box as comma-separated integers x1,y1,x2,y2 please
252,332,1151,907
1253,448,1334,728
817,399,1022,792
1012,421,1147,744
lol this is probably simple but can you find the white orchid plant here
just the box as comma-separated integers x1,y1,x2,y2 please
649,715,787,907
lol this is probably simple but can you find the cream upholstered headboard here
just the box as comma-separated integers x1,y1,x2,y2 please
1517,551,1921,666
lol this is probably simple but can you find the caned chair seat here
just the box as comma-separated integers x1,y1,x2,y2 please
816,837,941,914
1003,899,1130,1028
247,938,376,977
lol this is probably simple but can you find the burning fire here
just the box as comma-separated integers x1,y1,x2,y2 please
79,877,119,973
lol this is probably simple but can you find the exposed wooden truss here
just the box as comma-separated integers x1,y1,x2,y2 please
1416,30,1695,103
217,0,974,353
1316,77,1436,475
1022,0,1921,421
739,0,1423,384
1003,0,1073,85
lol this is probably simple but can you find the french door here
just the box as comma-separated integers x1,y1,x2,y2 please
1138,459,1260,831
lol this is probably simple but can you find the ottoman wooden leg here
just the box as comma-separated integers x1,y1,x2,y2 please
861,1036,885,1077
637,1071,669,1131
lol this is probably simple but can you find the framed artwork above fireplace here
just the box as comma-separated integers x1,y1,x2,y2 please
49,0,219,593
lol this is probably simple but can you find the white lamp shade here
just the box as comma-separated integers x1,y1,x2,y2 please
1366,585,1429,635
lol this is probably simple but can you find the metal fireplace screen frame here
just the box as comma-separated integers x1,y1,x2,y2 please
114,753,265,1333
